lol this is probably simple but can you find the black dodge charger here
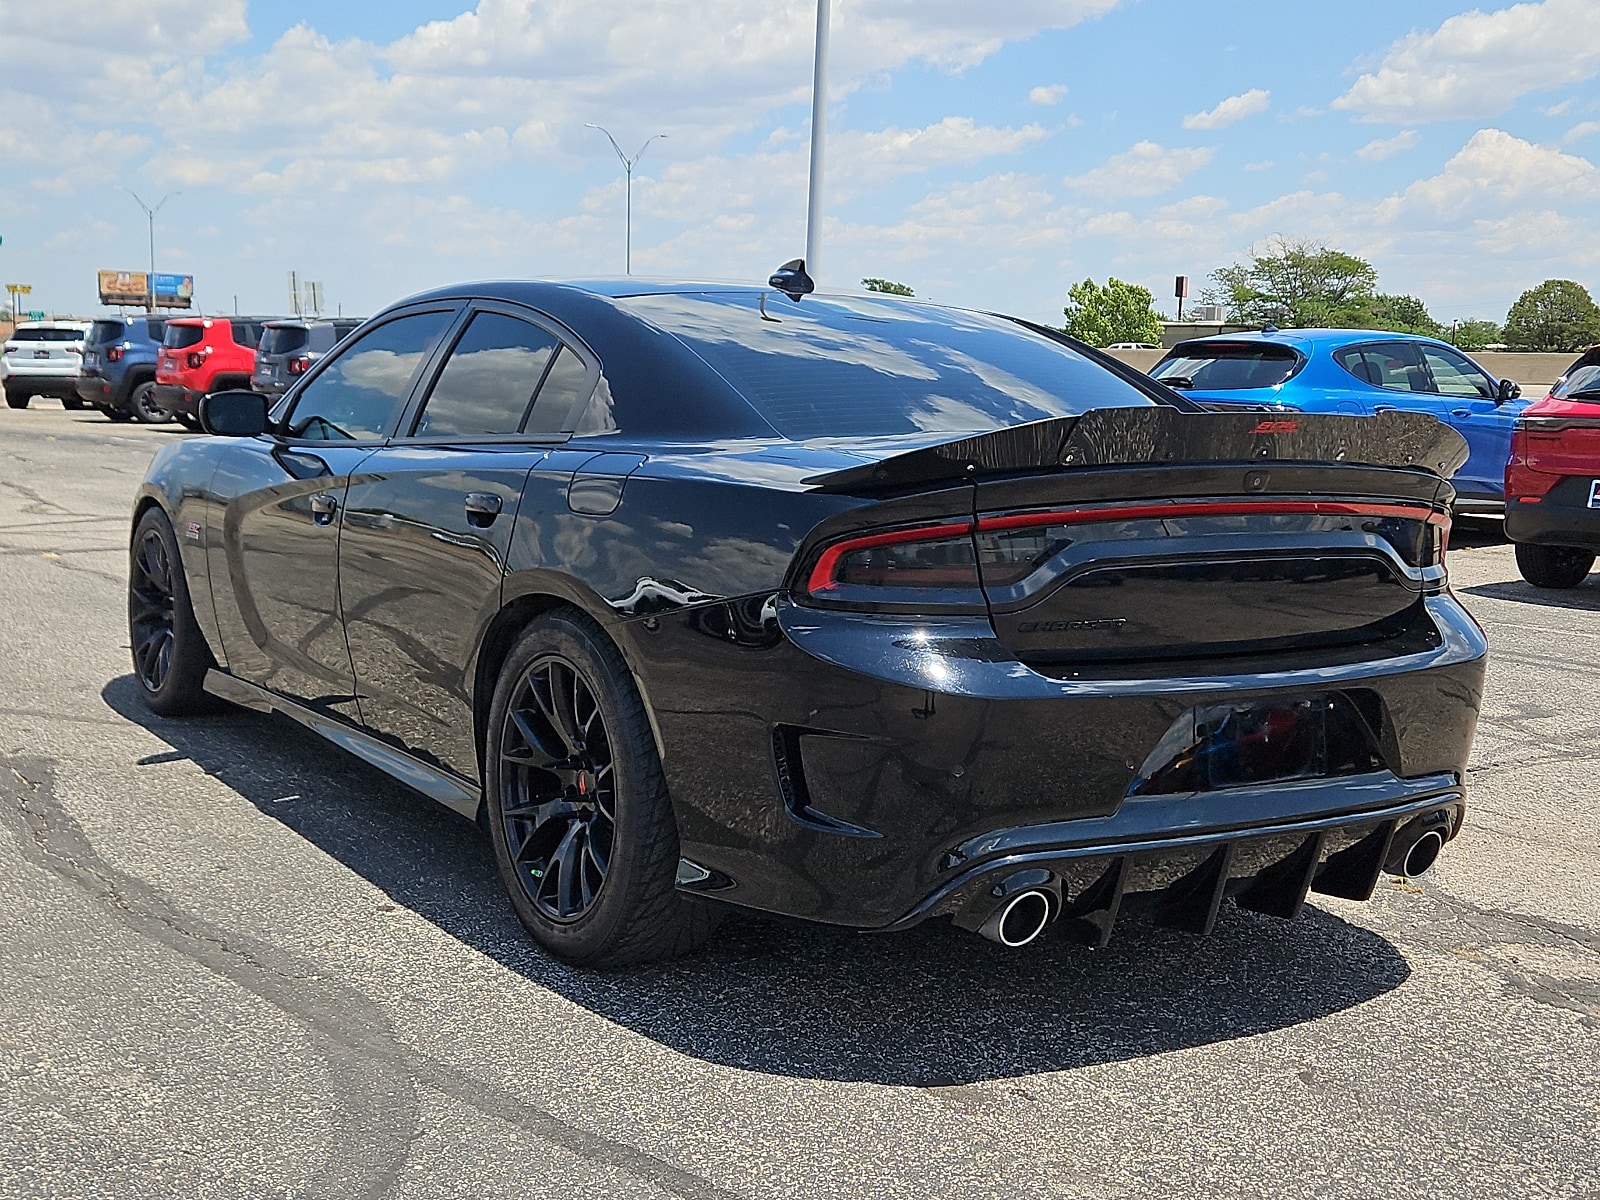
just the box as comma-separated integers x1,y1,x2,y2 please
129,279,1486,966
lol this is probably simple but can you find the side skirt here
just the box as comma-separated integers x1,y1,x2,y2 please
203,669,482,820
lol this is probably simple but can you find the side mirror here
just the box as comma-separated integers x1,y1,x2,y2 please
200,389,270,437
1496,378,1522,404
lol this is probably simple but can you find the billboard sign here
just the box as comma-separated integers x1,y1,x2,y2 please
98,270,148,306
152,273,194,308
97,270,194,308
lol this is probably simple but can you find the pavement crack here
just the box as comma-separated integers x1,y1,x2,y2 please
0,754,737,1200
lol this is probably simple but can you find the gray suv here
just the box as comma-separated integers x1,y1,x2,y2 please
251,318,363,399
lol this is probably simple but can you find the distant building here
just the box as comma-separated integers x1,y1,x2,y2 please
1160,321,1255,349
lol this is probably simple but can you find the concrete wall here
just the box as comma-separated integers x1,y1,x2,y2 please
1104,347,1577,391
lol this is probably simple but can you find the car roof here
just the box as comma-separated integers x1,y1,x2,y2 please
11,320,90,330
1172,328,1448,351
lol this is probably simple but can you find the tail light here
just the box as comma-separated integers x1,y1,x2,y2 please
801,500,1451,609
106,346,125,362
288,356,311,376
1506,423,1560,502
186,351,205,370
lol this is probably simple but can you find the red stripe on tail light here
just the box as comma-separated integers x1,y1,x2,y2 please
805,520,974,594
975,499,1448,533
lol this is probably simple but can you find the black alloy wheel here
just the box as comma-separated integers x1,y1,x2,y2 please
485,611,719,966
1515,542,1596,589
130,381,169,424
127,507,219,716
498,654,617,923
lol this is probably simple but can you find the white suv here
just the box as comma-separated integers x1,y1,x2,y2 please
2,321,92,409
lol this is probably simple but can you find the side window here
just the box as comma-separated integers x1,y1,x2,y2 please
525,347,593,434
283,310,453,441
1420,346,1494,398
1337,343,1433,393
412,312,561,438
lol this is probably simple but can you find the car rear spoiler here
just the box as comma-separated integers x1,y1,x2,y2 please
805,408,1470,495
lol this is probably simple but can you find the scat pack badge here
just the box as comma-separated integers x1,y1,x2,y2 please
185,521,202,542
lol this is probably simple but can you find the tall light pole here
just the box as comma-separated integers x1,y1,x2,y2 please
586,125,666,275
805,0,831,286
118,187,179,311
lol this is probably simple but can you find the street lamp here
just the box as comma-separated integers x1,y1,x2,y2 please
585,125,666,275
118,187,179,311
805,0,831,286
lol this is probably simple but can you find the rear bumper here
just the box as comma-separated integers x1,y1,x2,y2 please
75,373,116,405
633,592,1488,931
153,384,202,418
1505,484,1600,551
2,373,78,397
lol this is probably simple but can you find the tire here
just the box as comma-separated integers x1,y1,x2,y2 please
104,405,134,423
129,381,170,424
174,411,200,432
62,395,86,410
128,507,222,716
4,389,27,409
485,610,720,967
1515,542,1596,589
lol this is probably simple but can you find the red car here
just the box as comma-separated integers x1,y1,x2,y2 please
153,316,272,428
1504,347,1600,588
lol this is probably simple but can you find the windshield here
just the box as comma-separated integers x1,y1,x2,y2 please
88,321,125,346
262,326,309,355
163,324,204,349
1150,343,1302,391
619,292,1157,439
10,328,83,342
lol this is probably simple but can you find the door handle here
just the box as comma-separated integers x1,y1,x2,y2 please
310,492,339,525
464,492,503,527
1451,408,1471,418
1373,404,1397,413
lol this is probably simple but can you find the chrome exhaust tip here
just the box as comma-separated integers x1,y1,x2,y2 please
1400,828,1445,878
979,889,1053,948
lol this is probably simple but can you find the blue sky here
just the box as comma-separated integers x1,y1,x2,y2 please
3,0,1599,326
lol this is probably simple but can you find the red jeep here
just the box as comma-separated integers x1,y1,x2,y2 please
154,316,273,428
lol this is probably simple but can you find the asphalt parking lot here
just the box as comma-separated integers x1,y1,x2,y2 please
1,403,1596,1200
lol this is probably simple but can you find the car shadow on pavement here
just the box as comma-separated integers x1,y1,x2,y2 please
103,673,1411,1087
1458,579,1600,610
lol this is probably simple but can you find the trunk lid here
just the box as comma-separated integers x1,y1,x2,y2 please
806,408,1462,667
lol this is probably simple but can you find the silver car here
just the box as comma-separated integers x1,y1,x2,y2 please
2,320,92,409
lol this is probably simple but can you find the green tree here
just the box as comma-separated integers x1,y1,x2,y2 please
1207,237,1378,328
1061,277,1164,347
1450,319,1501,351
862,278,914,296
1503,280,1600,352
1360,293,1442,337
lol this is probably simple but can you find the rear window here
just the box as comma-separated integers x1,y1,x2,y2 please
620,292,1156,439
89,320,126,346
10,328,82,343
262,326,309,355
143,319,167,343
1555,364,1600,399
163,323,205,349
1150,343,1301,391
232,321,266,348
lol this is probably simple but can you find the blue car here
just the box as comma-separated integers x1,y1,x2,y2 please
76,314,171,423
1148,330,1526,512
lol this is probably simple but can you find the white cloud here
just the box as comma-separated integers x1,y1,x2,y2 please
1244,160,1275,172
1545,99,1576,116
1182,88,1270,130
1029,84,1069,105
1064,141,1214,197
1356,130,1419,162
1388,128,1600,219
1333,0,1600,123
1566,121,1600,142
